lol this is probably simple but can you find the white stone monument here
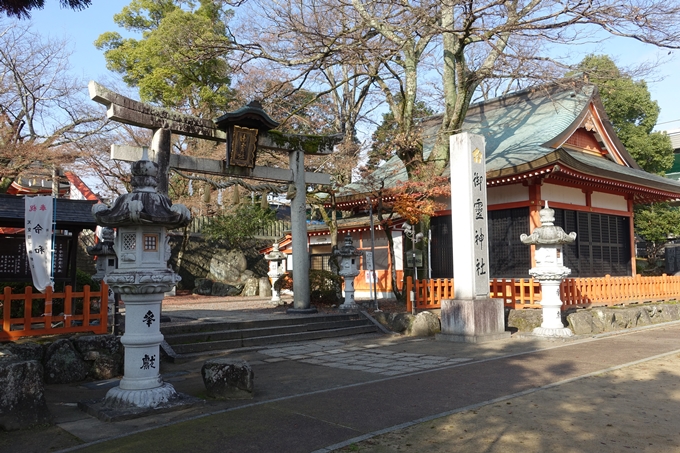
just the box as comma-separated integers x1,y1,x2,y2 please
436,132,510,343
520,202,576,337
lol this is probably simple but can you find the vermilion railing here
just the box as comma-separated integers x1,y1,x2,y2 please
406,274,680,312
1,282,108,340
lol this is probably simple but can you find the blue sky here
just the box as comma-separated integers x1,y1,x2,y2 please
26,1,680,131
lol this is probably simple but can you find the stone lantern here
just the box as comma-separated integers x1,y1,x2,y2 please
333,234,363,311
87,227,118,331
92,150,191,409
264,243,287,306
520,202,577,337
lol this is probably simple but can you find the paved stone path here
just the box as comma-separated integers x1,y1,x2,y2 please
259,340,472,376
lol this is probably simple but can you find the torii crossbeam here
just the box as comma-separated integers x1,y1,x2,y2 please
90,81,342,312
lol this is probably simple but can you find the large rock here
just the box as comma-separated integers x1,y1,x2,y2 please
211,282,243,296
567,303,680,335
208,250,248,284
242,277,259,296
73,335,123,380
567,310,596,335
648,304,680,323
373,312,441,336
410,311,441,336
193,278,213,295
0,359,51,430
0,342,44,362
507,309,543,332
259,277,272,298
202,358,254,399
43,339,89,384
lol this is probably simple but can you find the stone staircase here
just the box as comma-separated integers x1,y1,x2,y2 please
160,312,384,359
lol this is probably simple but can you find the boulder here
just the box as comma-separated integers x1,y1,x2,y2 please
409,311,441,336
648,304,680,323
208,250,248,284
43,339,89,384
73,335,123,380
202,358,254,399
211,282,243,297
242,277,259,296
0,359,51,430
193,278,213,295
388,313,415,333
507,309,543,332
567,310,595,335
259,277,272,298
0,342,44,362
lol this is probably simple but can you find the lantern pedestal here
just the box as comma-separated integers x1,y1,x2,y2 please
531,277,573,337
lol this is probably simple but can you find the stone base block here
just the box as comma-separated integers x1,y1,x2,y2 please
286,307,318,315
436,331,511,344
79,390,202,422
437,298,510,343
202,358,254,400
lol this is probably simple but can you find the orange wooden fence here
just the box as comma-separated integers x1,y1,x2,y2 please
1,283,109,341
406,275,680,312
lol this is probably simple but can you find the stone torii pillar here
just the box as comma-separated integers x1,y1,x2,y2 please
90,81,341,312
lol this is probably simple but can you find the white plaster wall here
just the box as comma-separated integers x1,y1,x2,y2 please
542,183,586,206
393,231,404,271
487,185,528,205
591,192,628,211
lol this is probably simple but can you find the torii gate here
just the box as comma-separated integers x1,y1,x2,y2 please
90,81,341,313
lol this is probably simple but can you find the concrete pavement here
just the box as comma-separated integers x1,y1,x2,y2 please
2,303,680,453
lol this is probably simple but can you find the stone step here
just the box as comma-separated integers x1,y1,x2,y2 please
163,319,370,346
160,313,363,335
169,324,380,355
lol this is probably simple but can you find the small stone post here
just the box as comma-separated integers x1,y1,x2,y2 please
333,234,362,311
264,243,286,306
520,202,577,337
92,150,191,409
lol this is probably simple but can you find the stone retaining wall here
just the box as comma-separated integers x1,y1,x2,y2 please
507,303,680,335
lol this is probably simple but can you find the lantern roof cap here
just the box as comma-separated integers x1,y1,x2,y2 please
520,202,577,245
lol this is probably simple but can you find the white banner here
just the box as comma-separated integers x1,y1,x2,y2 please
25,195,54,292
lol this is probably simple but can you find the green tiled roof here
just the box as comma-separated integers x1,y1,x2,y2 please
341,82,680,199
422,84,593,170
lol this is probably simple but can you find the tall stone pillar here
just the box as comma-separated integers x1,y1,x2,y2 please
436,133,510,343
288,149,315,313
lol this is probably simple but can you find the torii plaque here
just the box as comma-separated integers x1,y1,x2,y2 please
90,81,341,312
